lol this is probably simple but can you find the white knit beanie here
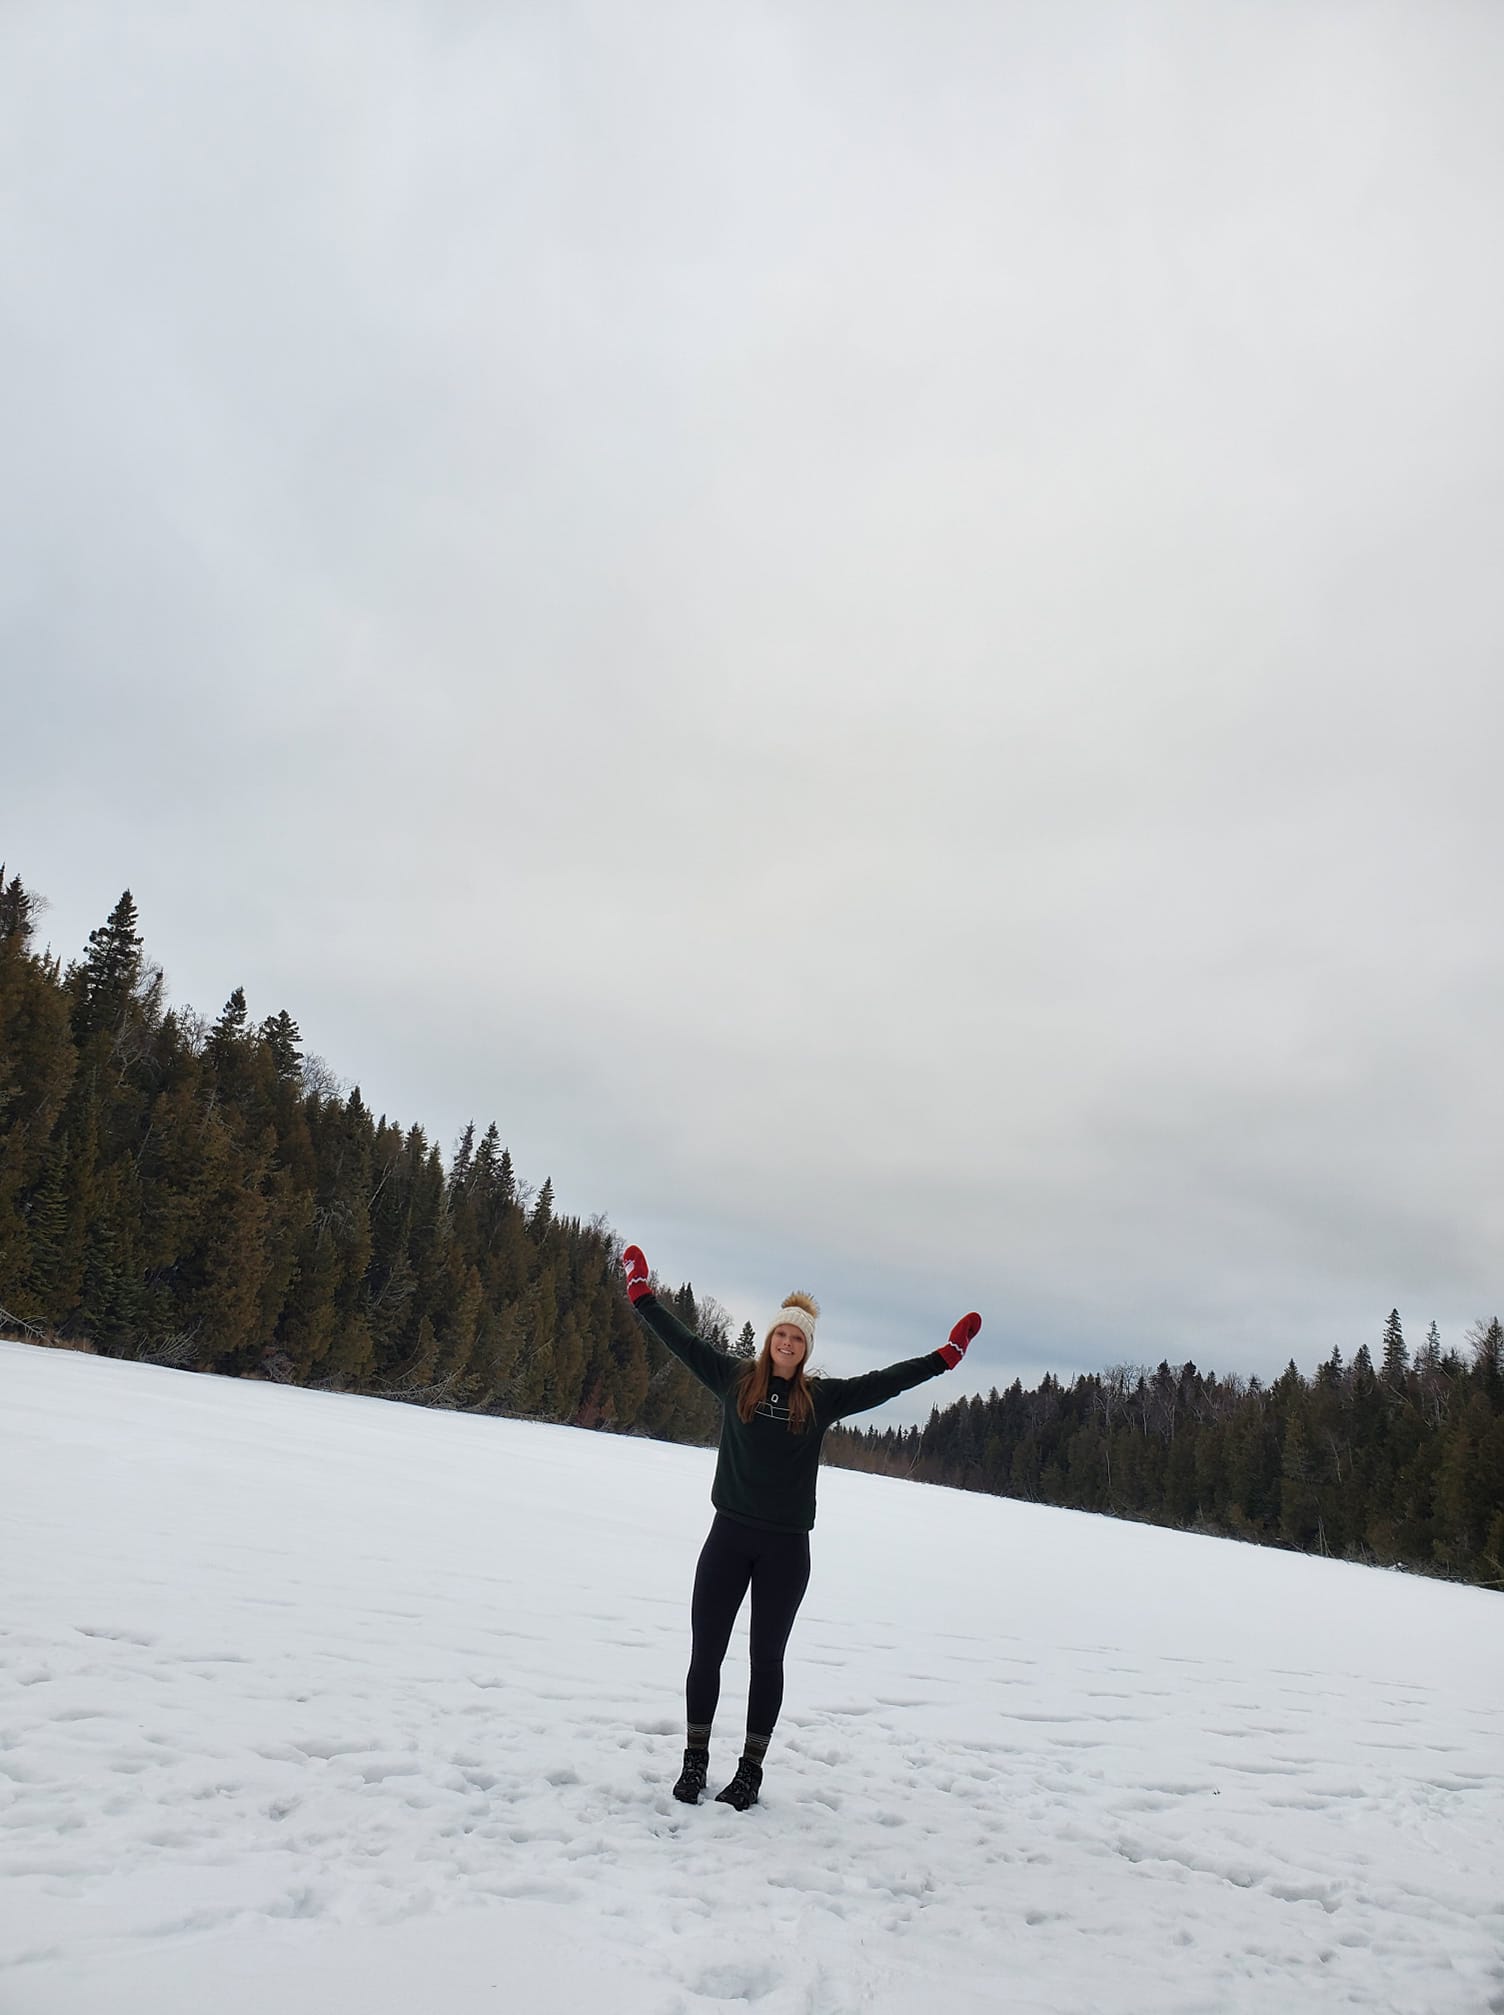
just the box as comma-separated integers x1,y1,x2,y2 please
765,1292,819,1367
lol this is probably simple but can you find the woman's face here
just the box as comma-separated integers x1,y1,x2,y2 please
768,1324,808,1376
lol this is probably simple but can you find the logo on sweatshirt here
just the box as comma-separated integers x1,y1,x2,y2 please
756,1383,790,1422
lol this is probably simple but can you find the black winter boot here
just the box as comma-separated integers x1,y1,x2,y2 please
672,1747,709,1803
714,1755,763,1810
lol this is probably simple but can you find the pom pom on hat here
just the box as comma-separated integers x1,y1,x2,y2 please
765,1291,819,1366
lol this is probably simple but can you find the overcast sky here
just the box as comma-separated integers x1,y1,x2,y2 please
5,2,1503,1415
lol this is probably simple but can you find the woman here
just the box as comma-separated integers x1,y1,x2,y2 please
621,1243,981,1811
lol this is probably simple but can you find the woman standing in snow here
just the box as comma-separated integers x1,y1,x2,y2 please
621,1245,980,1811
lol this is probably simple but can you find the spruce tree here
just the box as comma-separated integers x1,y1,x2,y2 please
1381,1310,1409,1393
450,1122,475,1190
259,1010,302,1081
69,890,144,1041
0,868,32,943
1468,1318,1503,1398
21,1141,70,1314
0,877,77,1305
205,988,251,1087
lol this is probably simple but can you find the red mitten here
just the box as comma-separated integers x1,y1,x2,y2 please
621,1245,654,1305
938,1311,981,1369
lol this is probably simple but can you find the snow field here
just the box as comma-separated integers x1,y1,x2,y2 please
2,1341,1502,2014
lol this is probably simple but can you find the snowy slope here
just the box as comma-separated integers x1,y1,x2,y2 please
2,1342,1502,2015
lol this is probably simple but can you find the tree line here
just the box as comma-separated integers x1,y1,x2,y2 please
0,872,734,1442
2,869,1499,1589
825,1312,1504,1589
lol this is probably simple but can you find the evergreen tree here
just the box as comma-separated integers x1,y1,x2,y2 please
1279,1391,1322,1550
22,1141,70,1310
205,988,251,1097
1468,1318,1503,1399
259,1010,303,1081
0,875,76,1314
1381,1310,1409,1393
0,869,32,943
69,890,144,1041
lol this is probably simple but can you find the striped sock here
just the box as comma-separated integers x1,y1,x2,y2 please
743,1731,770,1765
687,1722,712,1754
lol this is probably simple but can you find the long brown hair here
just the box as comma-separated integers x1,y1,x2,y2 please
735,1293,818,1433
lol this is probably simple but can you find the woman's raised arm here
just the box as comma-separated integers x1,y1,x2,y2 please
621,1245,741,1398
816,1312,982,1424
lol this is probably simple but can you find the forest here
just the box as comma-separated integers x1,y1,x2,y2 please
0,872,734,1445
825,1316,1504,1590
2,868,1500,1589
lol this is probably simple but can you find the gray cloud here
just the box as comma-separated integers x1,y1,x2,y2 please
5,2,1503,1415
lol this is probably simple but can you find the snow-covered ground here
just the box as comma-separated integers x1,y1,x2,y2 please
2,1342,1502,2015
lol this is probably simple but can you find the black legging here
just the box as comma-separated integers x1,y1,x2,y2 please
687,1513,812,1738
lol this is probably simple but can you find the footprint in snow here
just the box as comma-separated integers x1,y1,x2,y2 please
690,1961,780,2002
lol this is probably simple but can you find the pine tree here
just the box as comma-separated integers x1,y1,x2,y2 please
1467,1318,1503,1399
0,877,77,1307
75,1141,153,1349
259,1010,302,1081
21,1140,70,1313
69,891,144,1041
733,1320,757,1360
1381,1310,1408,1393
1415,1323,1451,1429
1434,1396,1495,1570
0,868,32,943
205,989,251,1089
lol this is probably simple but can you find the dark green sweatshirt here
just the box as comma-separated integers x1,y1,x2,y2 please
634,1294,948,1533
